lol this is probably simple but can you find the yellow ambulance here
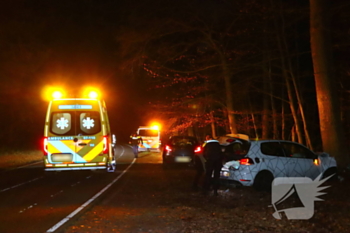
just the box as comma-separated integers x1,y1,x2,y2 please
43,89,115,172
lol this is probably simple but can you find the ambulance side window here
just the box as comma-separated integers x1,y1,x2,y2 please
51,112,72,135
79,112,101,135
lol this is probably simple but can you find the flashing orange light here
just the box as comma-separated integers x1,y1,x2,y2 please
88,91,98,99
42,86,65,101
82,87,101,99
52,91,63,99
151,125,159,130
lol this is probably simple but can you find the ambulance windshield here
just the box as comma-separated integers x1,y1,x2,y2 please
138,129,159,137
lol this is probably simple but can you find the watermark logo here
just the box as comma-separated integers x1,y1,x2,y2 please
271,174,333,220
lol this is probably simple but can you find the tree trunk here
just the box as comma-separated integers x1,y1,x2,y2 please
249,98,259,139
268,62,278,139
221,55,237,134
281,96,285,140
282,22,313,149
209,111,217,138
262,66,270,139
310,0,349,166
274,22,304,144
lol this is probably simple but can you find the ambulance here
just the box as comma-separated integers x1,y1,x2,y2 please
43,89,116,172
137,125,161,152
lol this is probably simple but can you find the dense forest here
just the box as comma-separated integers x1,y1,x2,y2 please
0,0,349,165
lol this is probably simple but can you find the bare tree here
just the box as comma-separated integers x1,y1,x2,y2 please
309,0,349,166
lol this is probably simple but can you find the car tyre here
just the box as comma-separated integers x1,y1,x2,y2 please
253,171,274,192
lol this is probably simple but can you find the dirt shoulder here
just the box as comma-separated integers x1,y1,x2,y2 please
63,153,350,233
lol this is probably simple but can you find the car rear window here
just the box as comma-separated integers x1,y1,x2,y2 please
138,129,159,137
170,137,198,146
222,141,250,161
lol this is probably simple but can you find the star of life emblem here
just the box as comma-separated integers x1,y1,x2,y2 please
56,117,69,130
82,117,95,129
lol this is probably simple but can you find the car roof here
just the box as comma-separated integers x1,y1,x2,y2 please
217,135,249,146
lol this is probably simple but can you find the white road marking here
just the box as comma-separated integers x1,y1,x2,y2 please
50,190,63,198
19,203,37,213
1,161,42,173
0,177,43,193
46,157,136,233
70,181,81,187
114,144,125,159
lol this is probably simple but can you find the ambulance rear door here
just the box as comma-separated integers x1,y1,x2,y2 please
46,99,106,169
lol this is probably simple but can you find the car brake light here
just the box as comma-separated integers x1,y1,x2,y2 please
43,137,48,156
194,146,201,153
240,158,254,165
103,135,108,154
226,138,236,143
165,145,172,152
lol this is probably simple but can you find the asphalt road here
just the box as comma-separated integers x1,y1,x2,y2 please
0,144,176,233
1,145,349,233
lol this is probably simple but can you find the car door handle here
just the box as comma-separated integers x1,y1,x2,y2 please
78,143,87,146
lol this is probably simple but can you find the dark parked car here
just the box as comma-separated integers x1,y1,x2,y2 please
162,136,202,166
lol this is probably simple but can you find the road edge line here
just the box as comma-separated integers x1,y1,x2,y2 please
46,158,136,233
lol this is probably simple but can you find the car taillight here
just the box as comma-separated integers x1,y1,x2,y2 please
226,138,236,143
240,158,254,165
43,137,48,156
165,145,172,152
103,135,109,154
194,146,201,153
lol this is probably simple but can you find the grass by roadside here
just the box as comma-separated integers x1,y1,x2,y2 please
0,149,42,169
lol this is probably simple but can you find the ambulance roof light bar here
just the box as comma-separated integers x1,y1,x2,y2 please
88,91,98,99
52,91,63,99
151,125,159,130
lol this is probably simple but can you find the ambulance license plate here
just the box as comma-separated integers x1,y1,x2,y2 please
175,156,191,163
52,153,73,162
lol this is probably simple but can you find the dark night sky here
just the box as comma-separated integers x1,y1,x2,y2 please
1,0,349,148
0,0,151,145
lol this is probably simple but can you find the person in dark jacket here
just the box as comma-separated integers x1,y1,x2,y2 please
129,133,143,158
192,148,206,191
202,135,223,196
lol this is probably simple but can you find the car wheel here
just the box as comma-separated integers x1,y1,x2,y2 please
253,171,274,192
322,167,338,181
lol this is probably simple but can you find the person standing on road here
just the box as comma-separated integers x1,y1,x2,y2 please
202,135,223,196
192,147,206,191
129,133,143,158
